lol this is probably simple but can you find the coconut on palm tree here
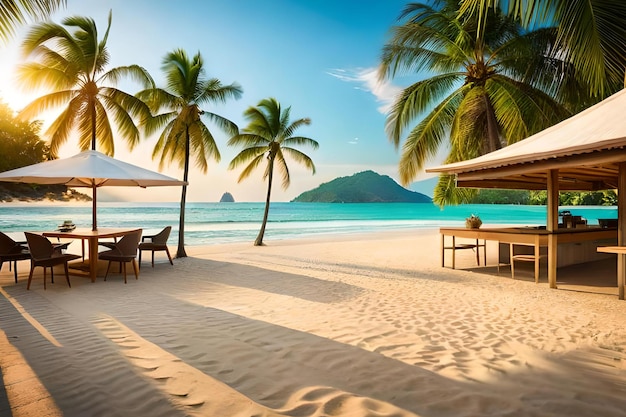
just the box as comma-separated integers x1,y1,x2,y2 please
138,48,242,258
17,10,154,156
379,0,579,206
0,0,65,43
228,98,318,246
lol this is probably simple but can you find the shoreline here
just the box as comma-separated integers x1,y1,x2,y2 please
2,228,626,416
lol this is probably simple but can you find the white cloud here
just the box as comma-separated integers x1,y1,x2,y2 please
326,67,401,114
348,137,359,145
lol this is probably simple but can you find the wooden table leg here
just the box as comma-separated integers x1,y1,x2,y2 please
88,237,98,283
483,240,487,266
452,236,456,269
475,239,480,265
441,234,445,268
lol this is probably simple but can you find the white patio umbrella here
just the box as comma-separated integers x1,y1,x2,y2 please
0,150,187,230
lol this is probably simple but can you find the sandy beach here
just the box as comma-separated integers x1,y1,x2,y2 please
1,228,626,417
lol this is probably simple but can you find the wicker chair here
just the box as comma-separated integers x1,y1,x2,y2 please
138,226,173,269
25,232,81,290
99,230,142,283
0,231,31,283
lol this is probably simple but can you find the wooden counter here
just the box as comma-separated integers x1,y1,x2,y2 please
440,227,617,280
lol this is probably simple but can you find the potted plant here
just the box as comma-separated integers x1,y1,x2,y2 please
465,214,482,229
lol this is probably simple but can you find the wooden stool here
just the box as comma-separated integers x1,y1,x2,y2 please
510,240,545,283
442,236,486,269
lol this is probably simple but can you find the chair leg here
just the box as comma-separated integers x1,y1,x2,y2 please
104,261,112,281
64,263,71,288
13,260,18,284
165,247,173,265
27,265,35,290
138,250,143,269
151,251,155,267
132,259,139,280
122,262,127,284
50,267,54,284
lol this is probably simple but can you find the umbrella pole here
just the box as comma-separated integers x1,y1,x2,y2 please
92,185,97,231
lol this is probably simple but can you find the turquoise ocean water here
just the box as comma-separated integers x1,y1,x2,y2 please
0,202,618,246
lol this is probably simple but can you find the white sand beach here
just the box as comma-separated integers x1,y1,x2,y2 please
1,229,626,417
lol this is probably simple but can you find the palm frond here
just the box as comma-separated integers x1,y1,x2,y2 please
17,90,75,119
380,1,476,80
0,0,66,42
386,73,464,147
100,86,152,121
432,173,478,206
61,14,103,77
486,75,571,143
228,146,267,170
282,118,311,140
281,136,319,150
100,65,155,90
281,147,316,174
142,110,178,137
45,102,77,154
136,87,179,113
201,111,239,137
235,153,266,183
16,62,73,92
227,133,268,148
274,150,291,189
397,87,466,185
192,120,221,169
554,0,626,97
99,92,141,150
92,99,114,155
197,79,243,104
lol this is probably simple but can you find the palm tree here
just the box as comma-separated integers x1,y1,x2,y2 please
379,0,577,205
228,98,318,246
0,0,65,43
458,0,626,99
138,49,242,258
17,10,154,156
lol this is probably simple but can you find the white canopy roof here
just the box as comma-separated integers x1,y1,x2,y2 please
427,89,626,190
0,150,187,188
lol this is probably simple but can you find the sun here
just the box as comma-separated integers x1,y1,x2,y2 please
0,43,38,113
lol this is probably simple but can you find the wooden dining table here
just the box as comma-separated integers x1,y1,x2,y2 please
43,227,142,283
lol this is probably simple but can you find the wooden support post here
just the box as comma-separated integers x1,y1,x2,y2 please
534,234,540,283
441,233,444,268
618,163,626,300
547,169,559,289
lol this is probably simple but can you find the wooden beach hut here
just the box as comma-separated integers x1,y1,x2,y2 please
427,88,626,299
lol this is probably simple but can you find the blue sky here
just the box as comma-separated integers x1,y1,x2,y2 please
0,0,440,202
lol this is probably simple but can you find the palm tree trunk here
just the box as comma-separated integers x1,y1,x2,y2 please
90,98,97,151
482,95,501,153
177,183,187,257
176,128,190,258
90,97,97,230
255,158,274,246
